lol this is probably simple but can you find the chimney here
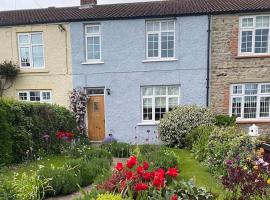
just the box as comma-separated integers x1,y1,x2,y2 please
80,0,97,6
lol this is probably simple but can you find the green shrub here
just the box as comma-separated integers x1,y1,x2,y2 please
215,115,236,127
101,142,131,158
187,125,215,161
137,144,165,156
0,108,12,165
96,193,123,200
158,105,215,148
0,178,17,200
142,149,178,170
83,148,112,163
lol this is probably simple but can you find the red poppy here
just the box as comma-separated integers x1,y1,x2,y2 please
167,168,179,178
126,171,134,180
126,156,137,169
171,194,178,200
134,183,148,192
143,172,153,181
143,161,149,170
115,162,124,171
137,165,144,175
152,168,165,190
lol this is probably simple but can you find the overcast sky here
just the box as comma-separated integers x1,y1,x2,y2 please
0,0,158,11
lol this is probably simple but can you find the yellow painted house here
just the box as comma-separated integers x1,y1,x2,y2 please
0,23,72,107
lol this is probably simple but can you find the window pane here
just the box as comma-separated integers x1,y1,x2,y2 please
168,86,179,95
19,92,28,101
241,31,253,53
155,97,166,121
161,32,174,58
169,97,178,111
142,87,153,96
154,87,166,96
260,97,270,117
148,34,159,57
143,98,152,120
20,47,31,67
232,85,243,94
261,84,270,93
32,46,44,68
256,16,269,28
19,35,29,44
146,22,154,32
42,92,51,101
31,33,43,44
87,36,101,60
244,96,257,118
86,25,100,34
232,97,242,117
153,22,160,31
245,84,258,95
255,29,269,53
242,18,253,27
30,91,41,102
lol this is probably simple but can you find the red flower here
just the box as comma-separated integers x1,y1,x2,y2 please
167,168,179,178
134,183,148,192
143,161,149,170
137,165,144,175
126,156,137,169
171,194,178,200
143,172,153,181
115,162,124,171
152,168,165,190
126,171,134,180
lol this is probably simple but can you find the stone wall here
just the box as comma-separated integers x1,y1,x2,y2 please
210,14,270,134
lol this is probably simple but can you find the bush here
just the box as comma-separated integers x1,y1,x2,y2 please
96,193,123,200
158,105,215,148
83,148,112,163
0,98,79,164
137,144,165,155
0,108,12,165
101,142,131,158
215,115,236,127
142,150,178,170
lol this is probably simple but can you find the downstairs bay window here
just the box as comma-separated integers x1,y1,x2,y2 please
230,83,270,119
141,86,180,122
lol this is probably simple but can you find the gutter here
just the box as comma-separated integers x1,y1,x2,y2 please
206,14,211,107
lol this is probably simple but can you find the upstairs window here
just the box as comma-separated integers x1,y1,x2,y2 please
239,16,270,55
230,83,270,119
18,32,44,68
18,90,52,103
146,20,175,60
141,86,180,122
85,24,101,62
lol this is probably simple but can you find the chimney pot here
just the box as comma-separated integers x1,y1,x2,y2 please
80,0,97,5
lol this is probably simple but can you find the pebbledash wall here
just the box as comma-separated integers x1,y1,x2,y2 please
71,16,209,143
0,24,73,107
211,14,270,134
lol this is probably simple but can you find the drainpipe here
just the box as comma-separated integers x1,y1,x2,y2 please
206,15,211,107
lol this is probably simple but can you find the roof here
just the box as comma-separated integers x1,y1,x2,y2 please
1,0,270,26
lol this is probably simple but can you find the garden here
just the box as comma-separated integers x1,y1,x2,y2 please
0,98,270,200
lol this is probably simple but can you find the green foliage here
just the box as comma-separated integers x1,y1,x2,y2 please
215,115,236,127
187,125,215,162
137,144,165,155
142,149,178,170
83,148,113,163
0,108,12,165
158,105,215,148
0,98,78,164
101,142,131,158
0,61,19,78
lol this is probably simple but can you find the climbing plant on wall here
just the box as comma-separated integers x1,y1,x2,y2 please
70,88,88,136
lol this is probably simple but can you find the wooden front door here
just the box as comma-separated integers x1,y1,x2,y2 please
87,96,105,141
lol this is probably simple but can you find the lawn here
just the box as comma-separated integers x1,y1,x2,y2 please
173,149,228,199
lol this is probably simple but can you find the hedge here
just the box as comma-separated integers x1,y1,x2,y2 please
0,98,78,164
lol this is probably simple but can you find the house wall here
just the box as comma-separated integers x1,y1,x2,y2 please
0,23,72,107
71,16,209,143
211,14,270,134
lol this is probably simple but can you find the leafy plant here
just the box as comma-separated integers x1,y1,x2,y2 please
0,61,19,96
215,115,236,127
158,105,215,148
101,142,131,158
83,148,113,163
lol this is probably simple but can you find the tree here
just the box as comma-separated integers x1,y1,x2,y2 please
0,61,20,97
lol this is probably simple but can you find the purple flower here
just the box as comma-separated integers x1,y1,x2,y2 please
147,130,150,133
226,160,233,166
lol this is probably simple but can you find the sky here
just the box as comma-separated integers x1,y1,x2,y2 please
0,0,158,11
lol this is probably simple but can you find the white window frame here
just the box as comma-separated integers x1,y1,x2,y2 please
239,15,270,56
17,90,52,103
230,83,270,119
17,32,45,69
146,20,176,60
141,85,180,123
85,24,102,63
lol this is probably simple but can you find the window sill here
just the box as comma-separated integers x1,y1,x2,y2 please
19,69,49,74
235,55,270,59
142,58,178,63
137,122,160,126
236,118,270,124
82,61,104,65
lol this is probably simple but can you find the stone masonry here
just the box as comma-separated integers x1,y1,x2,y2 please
211,14,270,134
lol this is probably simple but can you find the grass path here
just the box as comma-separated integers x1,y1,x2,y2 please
172,149,227,199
